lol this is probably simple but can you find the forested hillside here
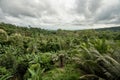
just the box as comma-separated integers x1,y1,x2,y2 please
96,26,120,31
0,23,120,80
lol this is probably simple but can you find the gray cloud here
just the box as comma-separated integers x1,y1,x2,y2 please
88,0,102,13
74,0,120,26
0,8,4,19
75,0,102,18
75,0,87,13
0,0,120,30
0,0,56,18
94,1,120,22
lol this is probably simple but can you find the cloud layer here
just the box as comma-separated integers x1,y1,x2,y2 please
0,0,120,30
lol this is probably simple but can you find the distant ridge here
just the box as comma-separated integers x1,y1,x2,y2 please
96,26,120,31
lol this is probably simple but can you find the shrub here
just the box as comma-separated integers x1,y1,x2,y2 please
0,29,8,42
9,33,23,47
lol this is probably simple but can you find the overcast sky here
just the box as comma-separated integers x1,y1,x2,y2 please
0,0,120,30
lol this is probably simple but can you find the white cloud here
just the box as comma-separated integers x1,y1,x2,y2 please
0,0,120,30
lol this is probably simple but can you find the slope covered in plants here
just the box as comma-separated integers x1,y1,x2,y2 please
0,23,120,80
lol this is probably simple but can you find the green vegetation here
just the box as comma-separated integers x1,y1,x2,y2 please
96,26,120,31
0,22,120,80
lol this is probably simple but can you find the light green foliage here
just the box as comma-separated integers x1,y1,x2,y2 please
75,41,120,80
0,29,8,42
40,53,54,70
0,23,120,80
0,67,8,75
27,63,44,80
0,53,15,69
92,39,112,53
43,66,80,80
9,33,23,47
0,73,12,80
